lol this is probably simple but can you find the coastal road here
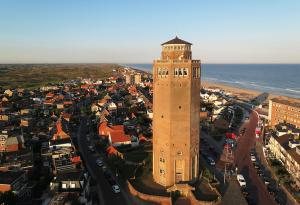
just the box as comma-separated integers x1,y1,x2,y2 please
234,110,276,205
77,116,132,205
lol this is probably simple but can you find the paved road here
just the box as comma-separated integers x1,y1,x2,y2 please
201,131,247,205
235,110,276,205
254,113,298,205
77,117,132,205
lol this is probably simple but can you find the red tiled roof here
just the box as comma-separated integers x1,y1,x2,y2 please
139,135,147,141
44,99,55,105
111,125,124,130
63,101,73,105
52,118,70,140
106,145,118,155
98,122,125,136
107,86,115,92
54,95,64,100
62,113,71,121
71,156,81,164
46,93,54,98
81,84,89,89
110,131,131,144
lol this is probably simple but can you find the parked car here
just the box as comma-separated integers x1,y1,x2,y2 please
88,145,95,153
263,176,271,185
251,156,256,162
112,185,121,193
241,187,249,196
102,165,108,171
96,159,103,167
267,184,277,196
207,157,215,166
237,174,246,187
253,162,260,169
257,170,264,177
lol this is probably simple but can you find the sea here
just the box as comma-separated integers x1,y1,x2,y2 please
124,64,300,98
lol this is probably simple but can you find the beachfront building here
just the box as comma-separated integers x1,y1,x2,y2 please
268,123,300,187
134,73,142,85
152,36,200,187
125,74,134,85
269,97,300,128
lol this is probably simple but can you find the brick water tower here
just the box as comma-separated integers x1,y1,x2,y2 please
152,36,201,187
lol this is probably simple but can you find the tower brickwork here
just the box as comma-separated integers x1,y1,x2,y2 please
152,37,201,186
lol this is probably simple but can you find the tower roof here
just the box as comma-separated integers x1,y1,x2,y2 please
161,36,192,45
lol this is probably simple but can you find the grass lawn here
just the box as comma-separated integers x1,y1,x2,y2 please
125,150,148,163
130,174,169,197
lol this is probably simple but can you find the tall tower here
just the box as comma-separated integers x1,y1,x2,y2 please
152,37,201,187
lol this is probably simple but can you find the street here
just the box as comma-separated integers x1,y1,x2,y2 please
77,116,132,205
235,110,276,205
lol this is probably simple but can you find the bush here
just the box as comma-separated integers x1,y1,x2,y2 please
171,190,181,203
0,191,17,205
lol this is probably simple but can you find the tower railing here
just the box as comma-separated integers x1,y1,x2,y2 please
154,59,201,64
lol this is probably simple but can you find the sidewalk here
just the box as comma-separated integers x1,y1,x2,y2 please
255,140,298,205
221,178,247,205
201,131,247,204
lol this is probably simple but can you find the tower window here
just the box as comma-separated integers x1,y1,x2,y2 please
158,68,161,76
197,67,201,78
192,67,196,78
160,158,165,163
183,68,188,76
165,69,168,76
174,68,178,77
193,67,199,78
178,69,183,76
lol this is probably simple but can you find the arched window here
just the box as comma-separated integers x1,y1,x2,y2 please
192,67,196,78
174,68,178,76
162,69,165,76
165,69,168,76
178,68,183,76
158,68,161,76
183,68,188,76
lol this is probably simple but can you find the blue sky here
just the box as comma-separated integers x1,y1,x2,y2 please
0,0,299,63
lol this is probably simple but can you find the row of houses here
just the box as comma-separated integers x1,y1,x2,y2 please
0,75,120,204
267,123,300,187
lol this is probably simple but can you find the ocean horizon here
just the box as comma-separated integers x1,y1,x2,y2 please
124,63,300,98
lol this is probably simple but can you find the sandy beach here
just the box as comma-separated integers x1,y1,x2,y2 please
202,81,278,102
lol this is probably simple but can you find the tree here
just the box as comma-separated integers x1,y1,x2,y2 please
0,191,17,205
